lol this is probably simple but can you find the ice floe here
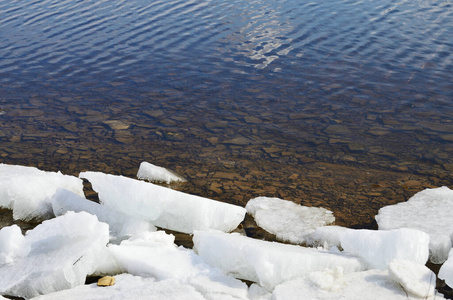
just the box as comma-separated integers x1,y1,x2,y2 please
193,230,366,291
0,212,109,299
80,171,246,234
0,164,84,221
376,186,453,264
52,188,156,241
245,197,335,244
137,161,186,184
340,228,430,270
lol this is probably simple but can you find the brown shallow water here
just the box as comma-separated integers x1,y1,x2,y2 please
1,99,451,229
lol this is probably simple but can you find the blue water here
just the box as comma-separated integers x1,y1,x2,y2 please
1,0,451,100
0,0,452,225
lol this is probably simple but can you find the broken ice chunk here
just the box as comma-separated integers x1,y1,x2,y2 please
107,231,185,280
106,231,249,299
0,164,84,221
137,161,186,184
340,228,430,270
52,188,156,241
388,259,436,298
439,248,453,289
245,197,335,245
0,225,28,265
0,211,109,299
80,171,246,234
376,186,453,264
193,230,366,291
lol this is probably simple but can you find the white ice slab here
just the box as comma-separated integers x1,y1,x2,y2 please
305,225,347,249
271,269,444,300
106,231,249,299
137,161,186,184
340,228,430,270
388,259,436,298
52,188,156,241
31,273,205,300
0,164,84,221
0,225,28,265
246,197,334,244
79,171,246,234
0,211,109,299
439,248,453,288
376,186,453,264
193,230,366,291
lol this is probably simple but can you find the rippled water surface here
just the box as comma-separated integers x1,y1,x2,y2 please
1,0,452,227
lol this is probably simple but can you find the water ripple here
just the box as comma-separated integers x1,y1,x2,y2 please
0,0,451,99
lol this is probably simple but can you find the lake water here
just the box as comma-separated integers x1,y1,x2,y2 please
0,0,452,228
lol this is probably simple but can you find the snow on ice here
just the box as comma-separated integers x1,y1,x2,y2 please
137,161,186,184
0,164,84,221
245,197,335,244
376,186,453,264
52,188,156,241
80,171,246,234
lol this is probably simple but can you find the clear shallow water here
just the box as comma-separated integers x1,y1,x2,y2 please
0,0,452,227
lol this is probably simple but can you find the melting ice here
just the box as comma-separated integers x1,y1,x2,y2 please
80,171,246,234
0,164,451,299
376,186,453,264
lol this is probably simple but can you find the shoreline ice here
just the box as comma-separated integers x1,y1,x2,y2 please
80,171,246,234
376,186,453,264
246,197,335,244
0,164,84,221
0,163,451,299
136,161,187,184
